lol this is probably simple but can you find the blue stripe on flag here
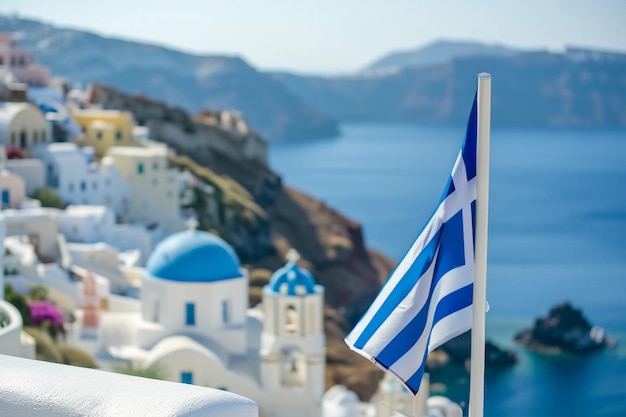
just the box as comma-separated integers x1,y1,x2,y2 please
444,175,455,198
462,97,478,181
374,210,465,366
404,284,473,391
432,284,473,325
353,227,442,349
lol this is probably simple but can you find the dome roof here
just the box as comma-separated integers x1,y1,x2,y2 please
146,230,241,282
265,262,322,296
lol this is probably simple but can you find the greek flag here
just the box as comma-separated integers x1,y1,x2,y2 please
345,96,478,394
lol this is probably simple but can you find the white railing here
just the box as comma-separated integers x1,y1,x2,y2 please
0,354,258,417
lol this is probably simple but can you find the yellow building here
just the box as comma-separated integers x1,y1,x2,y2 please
71,108,138,157
106,145,183,233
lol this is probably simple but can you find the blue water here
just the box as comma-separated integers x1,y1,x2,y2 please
269,124,626,417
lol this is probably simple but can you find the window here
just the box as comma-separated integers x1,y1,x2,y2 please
0,57,3,65
41,130,47,142
153,162,159,171
81,181,86,192
115,131,122,141
185,302,195,326
222,300,229,324
180,372,193,385
19,131,26,148
1,190,9,205
285,305,298,334
137,163,144,174
96,130,103,140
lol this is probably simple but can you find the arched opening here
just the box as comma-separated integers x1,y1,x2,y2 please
280,348,306,387
284,304,298,334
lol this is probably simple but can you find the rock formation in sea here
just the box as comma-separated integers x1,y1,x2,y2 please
514,301,615,354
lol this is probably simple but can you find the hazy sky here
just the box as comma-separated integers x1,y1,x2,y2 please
3,0,626,73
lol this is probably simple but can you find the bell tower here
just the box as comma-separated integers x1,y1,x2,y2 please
260,250,325,417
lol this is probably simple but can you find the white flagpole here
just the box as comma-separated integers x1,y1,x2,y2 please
469,73,491,417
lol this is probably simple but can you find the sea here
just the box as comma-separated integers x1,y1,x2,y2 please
269,123,626,417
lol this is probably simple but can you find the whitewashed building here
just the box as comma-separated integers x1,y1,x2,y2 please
5,157,45,196
57,205,115,244
0,34,50,87
107,145,183,233
69,229,325,417
33,142,130,213
3,207,59,261
0,102,51,154
0,167,26,208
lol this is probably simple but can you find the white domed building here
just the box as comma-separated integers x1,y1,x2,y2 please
71,228,325,417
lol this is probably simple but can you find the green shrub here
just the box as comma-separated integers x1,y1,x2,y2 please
4,284,32,326
28,285,49,301
0,310,9,328
115,363,166,380
24,326,63,363
58,345,98,368
32,187,65,209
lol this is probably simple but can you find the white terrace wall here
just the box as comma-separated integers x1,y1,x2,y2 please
0,354,258,417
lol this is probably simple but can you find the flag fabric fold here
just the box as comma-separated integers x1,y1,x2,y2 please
345,95,478,394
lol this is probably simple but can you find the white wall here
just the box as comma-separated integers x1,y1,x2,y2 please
3,208,59,259
0,354,258,417
6,158,45,196
33,143,130,214
57,206,115,244
110,224,153,265
140,275,249,355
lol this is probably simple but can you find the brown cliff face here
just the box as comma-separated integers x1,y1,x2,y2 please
89,85,394,399
262,186,383,307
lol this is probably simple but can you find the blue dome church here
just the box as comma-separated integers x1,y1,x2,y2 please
86,225,326,417
140,228,249,355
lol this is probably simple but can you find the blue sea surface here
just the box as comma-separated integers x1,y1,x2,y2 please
269,123,626,417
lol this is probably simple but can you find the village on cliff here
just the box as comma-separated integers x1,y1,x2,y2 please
0,33,474,417
0,32,615,417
